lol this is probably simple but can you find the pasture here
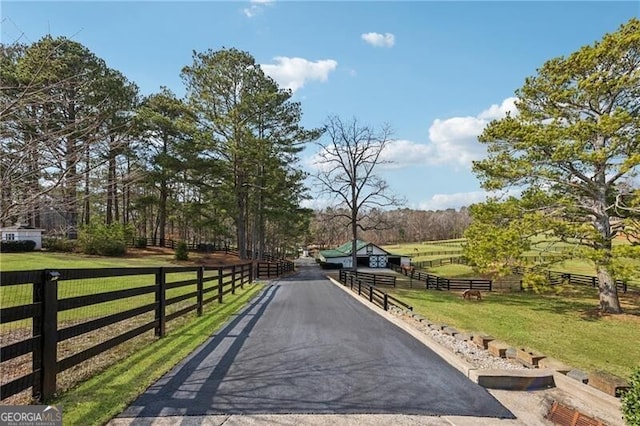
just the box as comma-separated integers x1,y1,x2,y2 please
387,285,640,380
381,239,640,380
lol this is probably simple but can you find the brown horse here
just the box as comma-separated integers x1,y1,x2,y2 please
462,289,482,300
400,264,415,275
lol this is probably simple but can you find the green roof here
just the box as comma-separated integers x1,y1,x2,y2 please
319,240,405,259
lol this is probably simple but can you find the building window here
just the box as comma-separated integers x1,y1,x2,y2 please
6,233,15,241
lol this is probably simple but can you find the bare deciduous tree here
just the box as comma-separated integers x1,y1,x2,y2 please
314,116,404,270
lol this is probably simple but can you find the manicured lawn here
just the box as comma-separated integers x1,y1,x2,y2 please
388,285,640,380
0,250,178,271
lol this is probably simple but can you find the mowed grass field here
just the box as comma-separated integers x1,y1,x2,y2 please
382,239,640,380
0,250,248,324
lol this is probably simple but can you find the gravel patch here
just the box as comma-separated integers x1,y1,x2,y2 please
389,307,527,371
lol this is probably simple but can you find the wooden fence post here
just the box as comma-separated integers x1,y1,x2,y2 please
249,263,254,284
384,293,388,311
197,267,204,316
155,268,166,337
231,265,236,294
369,286,373,302
33,270,59,402
218,267,224,303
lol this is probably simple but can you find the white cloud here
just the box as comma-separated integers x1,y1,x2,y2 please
300,197,334,210
425,96,518,169
305,97,519,173
243,0,274,18
477,97,518,120
417,188,521,211
361,32,395,48
261,57,338,93
379,139,433,169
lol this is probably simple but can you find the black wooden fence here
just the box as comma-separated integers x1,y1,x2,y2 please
338,270,396,287
511,267,628,293
256,260,295,278
390,264,493,291
132,238,288,261
337,271,413,312
0,263,254,402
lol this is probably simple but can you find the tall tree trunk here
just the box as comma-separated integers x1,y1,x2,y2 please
83,143,90,226
65,140,78,239
106,136,117,225
597,264,622,313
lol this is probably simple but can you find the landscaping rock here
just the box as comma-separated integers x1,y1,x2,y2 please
442,327,458,336
454,333,472,342
516,348,546,368
567,369,589,384
487,340,510,358
505,347,518,360
588,371,630,397
537,357,572,374
472,334,494,349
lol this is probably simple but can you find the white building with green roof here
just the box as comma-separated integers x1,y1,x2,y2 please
317,240,410,269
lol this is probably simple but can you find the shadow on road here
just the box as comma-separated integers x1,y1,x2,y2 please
119,284,280,418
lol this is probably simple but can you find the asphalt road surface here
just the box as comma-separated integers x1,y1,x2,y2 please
118,260,514,419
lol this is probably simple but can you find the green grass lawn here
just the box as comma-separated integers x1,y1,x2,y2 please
388,285,640,380
0,251,178,271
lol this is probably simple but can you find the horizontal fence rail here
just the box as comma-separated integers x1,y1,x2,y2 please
338,270,396,287
129,238,291,261
256,260,295,279
511,267,628,293
406,256,630,293
0,262,257,403
338,270,412,312
390,264,492,291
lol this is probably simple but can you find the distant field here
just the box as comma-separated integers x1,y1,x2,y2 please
384,239,640,287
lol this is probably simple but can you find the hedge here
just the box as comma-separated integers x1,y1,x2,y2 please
1,239,36,252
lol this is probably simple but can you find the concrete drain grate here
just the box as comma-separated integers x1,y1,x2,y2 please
545,401,605,426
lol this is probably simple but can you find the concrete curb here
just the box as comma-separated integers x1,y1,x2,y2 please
469,368,555,390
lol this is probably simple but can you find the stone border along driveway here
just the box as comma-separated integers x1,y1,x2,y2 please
327,275,625,426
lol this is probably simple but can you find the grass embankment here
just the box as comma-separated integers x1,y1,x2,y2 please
52,284,263,426
389,285,640,379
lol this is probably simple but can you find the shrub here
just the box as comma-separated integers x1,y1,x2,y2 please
134,237,147,248
175,241,189,261
319,262,343,269
623,366,640,426
44,237,77,252
0,240,36,252
79,222,134,257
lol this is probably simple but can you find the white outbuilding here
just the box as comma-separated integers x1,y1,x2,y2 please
317,240,411,269
0,222,45,250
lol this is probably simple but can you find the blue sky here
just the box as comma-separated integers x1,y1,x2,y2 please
3,1,639,210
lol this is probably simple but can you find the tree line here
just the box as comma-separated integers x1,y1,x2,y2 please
1,37,318,258
308,207,471,248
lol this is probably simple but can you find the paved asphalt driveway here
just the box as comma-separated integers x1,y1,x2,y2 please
118,260,513,419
